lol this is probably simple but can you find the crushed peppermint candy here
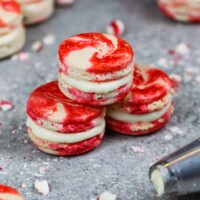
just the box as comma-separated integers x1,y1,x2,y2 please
164,134,173,141
0,101,14,112
157,58,168,68
43,34,55,45
175,43,190,55
106,19,125,37
98,191,117,200
131,146,144,153
168,126,183,135
34,180,50,195
18,52,29,61
195,76,200,84
31,41,43,52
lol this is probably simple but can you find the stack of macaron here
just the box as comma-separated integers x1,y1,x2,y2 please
16,0,54,25
0,184,24,200
26,32,176,156
0,0,25,59
106,65,175,135
58,32,134,106
158,0,200,22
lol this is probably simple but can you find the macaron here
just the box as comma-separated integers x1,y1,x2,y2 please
26,81,106,156
58,32,134,106
0,184,24,200
106,65,174,135
16,0,54,25
158,0,200,22
0,0,25,59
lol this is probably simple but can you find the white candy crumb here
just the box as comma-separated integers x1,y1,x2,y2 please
195,76,200,83
157,58,168,68
175,43,190,55
168,126,183,135
34,180,50,195
131,146,144,153
31,41,43,52
98,191,117,200
43,34,55,45
164,134,173,141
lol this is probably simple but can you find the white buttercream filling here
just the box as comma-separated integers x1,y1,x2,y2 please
27,117,105,143
107,102,171,123
150,169,165,197
60,72,133,93
0,24,23,46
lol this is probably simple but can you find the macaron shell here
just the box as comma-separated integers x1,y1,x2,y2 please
158,0,200,22
106,103,174,135
58,32,134,75
35,114,104,133
59,80,132,106
124,65,173,105
28,128,104,156
27,81,105,125
123,92,173,114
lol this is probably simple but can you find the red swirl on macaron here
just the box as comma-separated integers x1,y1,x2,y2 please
59,32,134,74
125,65,173,105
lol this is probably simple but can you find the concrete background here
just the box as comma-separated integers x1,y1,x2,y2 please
0,0,200,199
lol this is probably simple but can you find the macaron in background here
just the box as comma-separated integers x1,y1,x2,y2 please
58,32,134,106
0,184,24,200
106,65,175,135
158,0,200,22
16,0,54,25
0,0,25,59
26,81,106,156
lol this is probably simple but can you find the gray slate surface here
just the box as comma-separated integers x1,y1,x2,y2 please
0,0,200,199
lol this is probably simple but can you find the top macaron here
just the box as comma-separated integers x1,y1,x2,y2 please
58,32,134,106
158,0,200,22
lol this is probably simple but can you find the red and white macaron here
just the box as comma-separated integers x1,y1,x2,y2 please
58,32,134,106
158,0,200,22
26,81,106,156
16,0,54,25
106,65,175,135
0,184,24,200
0,0,25,59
